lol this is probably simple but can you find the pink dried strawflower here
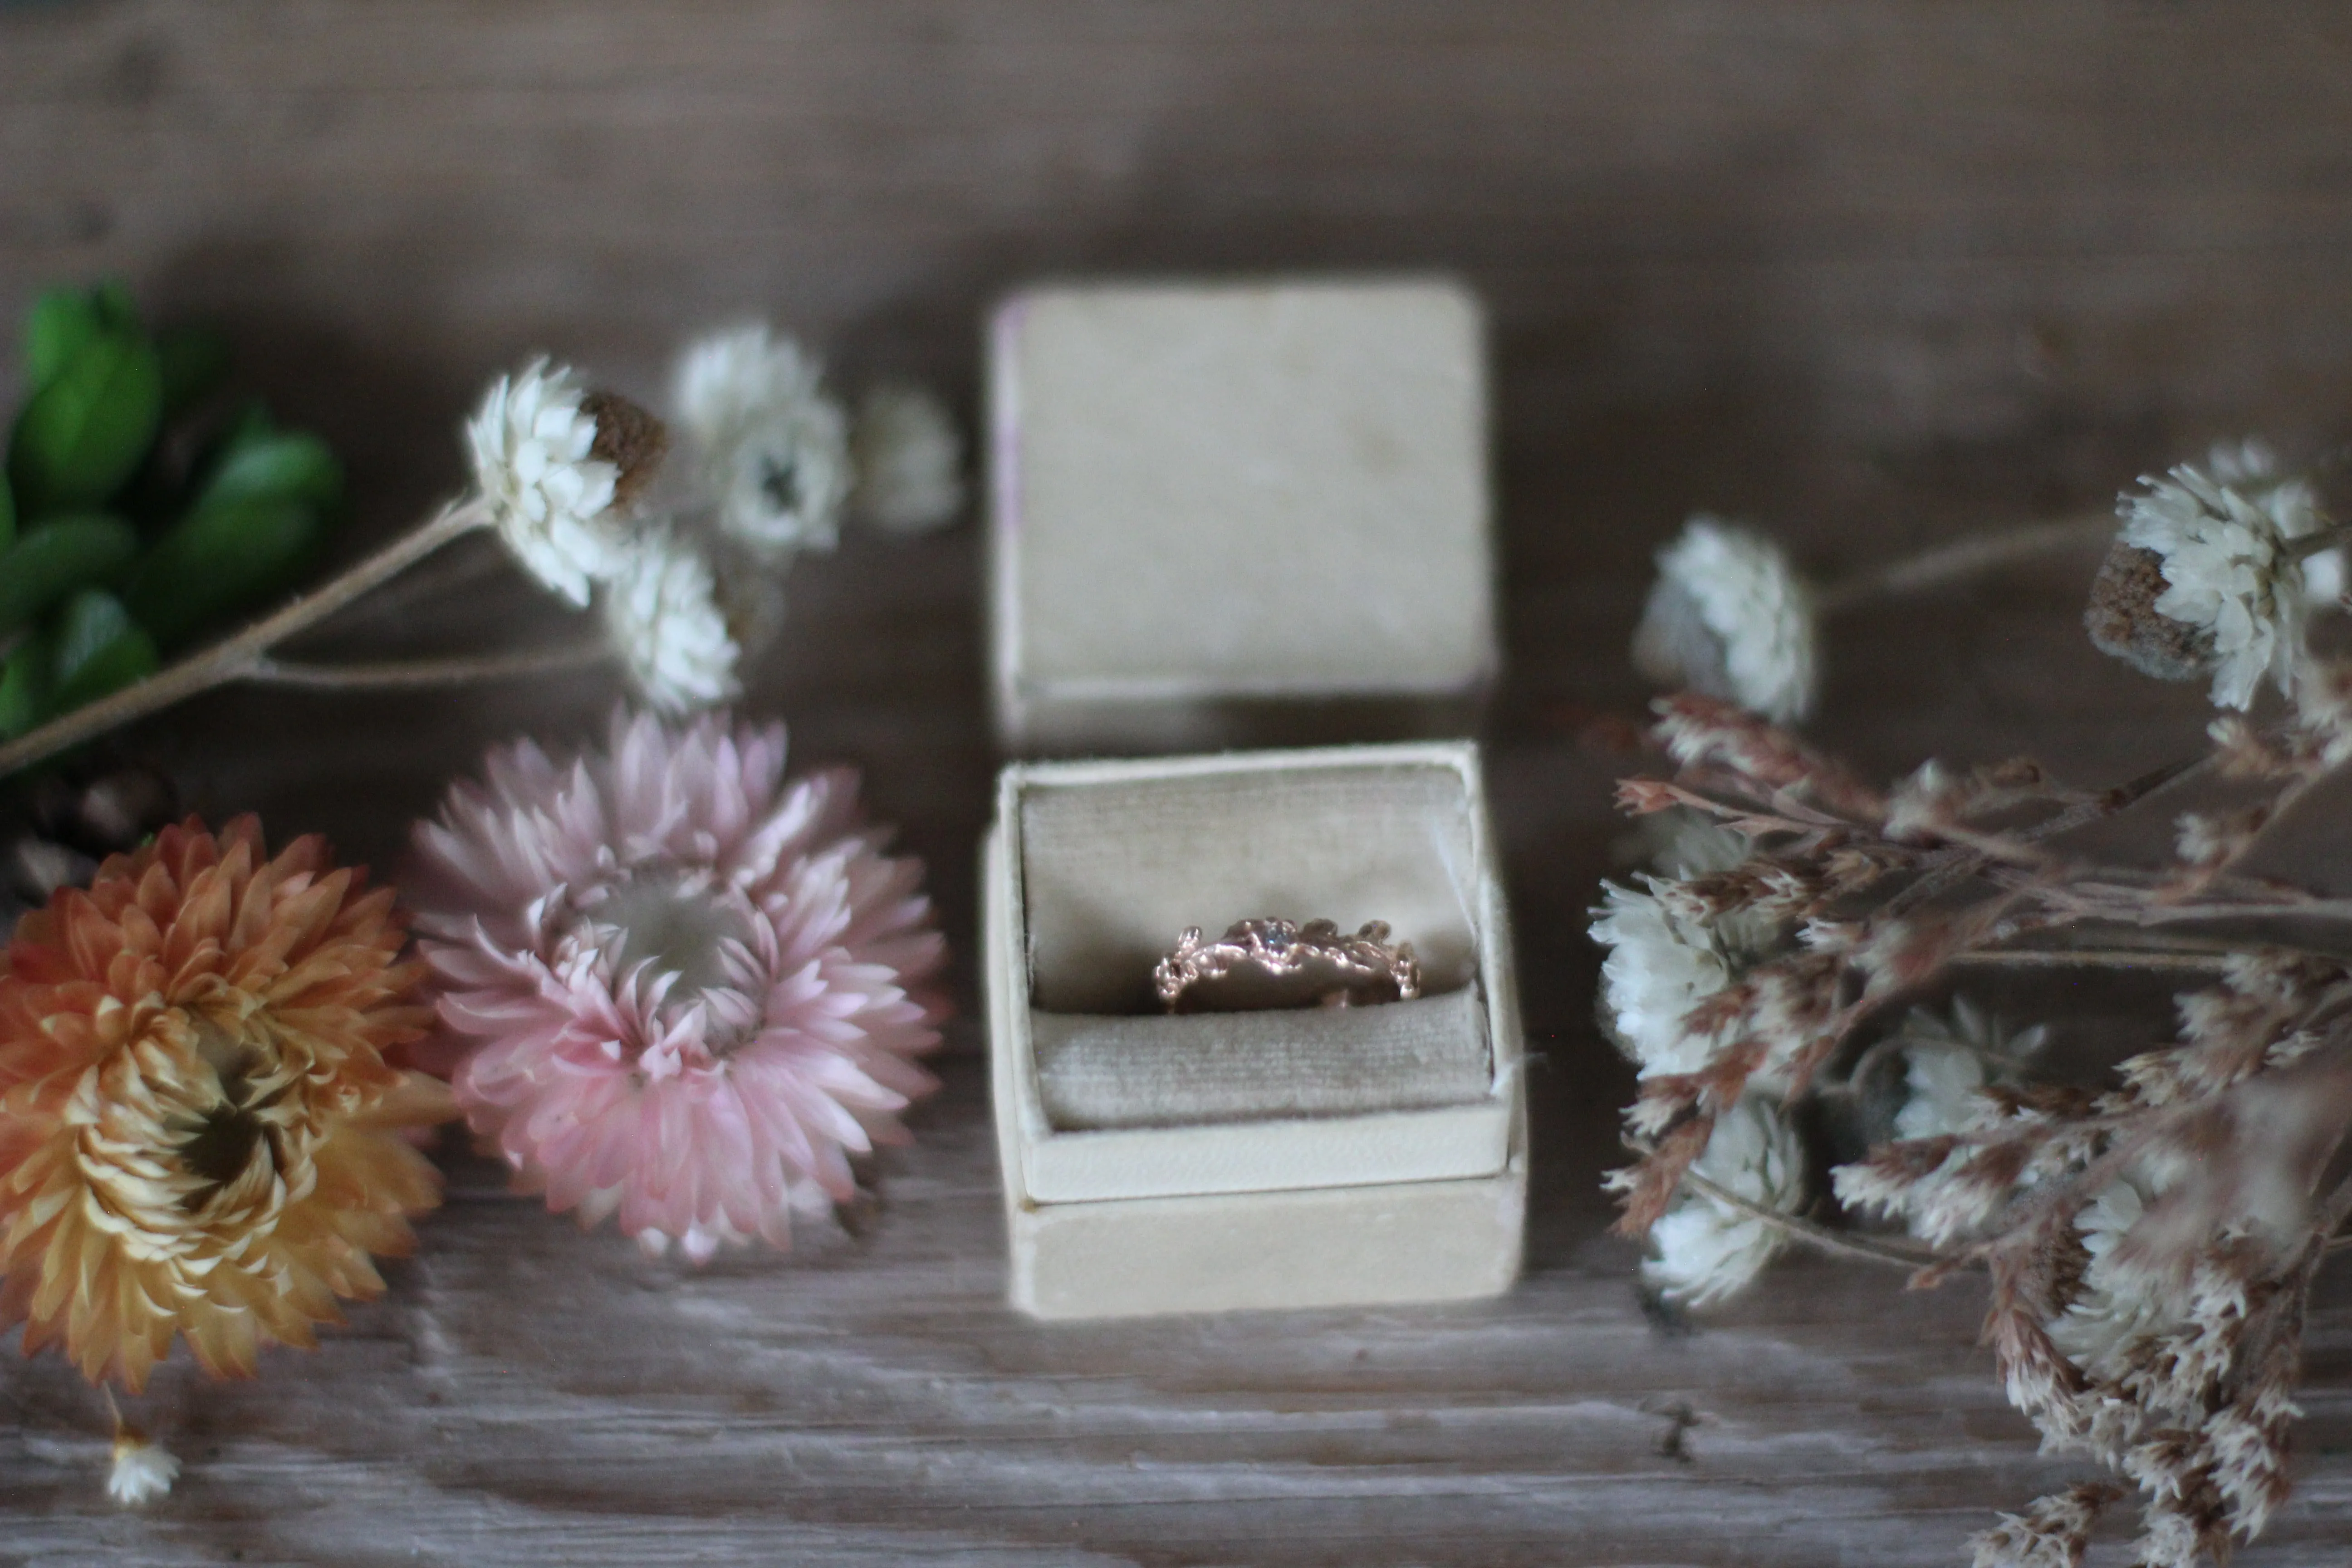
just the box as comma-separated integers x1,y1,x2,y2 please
408,709,946,1262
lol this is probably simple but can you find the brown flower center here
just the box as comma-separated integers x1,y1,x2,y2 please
163,1023,298,1214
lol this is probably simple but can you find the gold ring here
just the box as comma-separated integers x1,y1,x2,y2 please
1152,918,1421,1013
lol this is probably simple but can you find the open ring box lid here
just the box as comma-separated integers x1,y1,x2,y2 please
985,742,1527,1317
987,277,1497,756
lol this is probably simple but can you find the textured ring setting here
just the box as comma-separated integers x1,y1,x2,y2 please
1153,918,1421,1013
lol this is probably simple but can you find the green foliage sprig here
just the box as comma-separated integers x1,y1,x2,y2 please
0,283,345,742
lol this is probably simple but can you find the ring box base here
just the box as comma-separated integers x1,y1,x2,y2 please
985,742,1527,1319
1004,1157,1527,1320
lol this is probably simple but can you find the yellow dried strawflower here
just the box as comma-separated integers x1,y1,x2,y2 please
0,815,451,1390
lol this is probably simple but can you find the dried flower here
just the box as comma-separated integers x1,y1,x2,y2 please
2088,453,2324,709
599,529,741,714
410,710,946,1263
1642,1092,1804,1307
2205,437,2342,606
1632,517,1819,724
2047,1170,2173,1380
671,326,851,558
1642,808,1750,880
0,818,447,1390
1607,463,2352,1561
1590,881,1734,1077
1891,999,2049,1142
2085,541,2214,685
851,383,965,535
467,359,661,607
1968,1482,2123,1568
106,1422,177,1507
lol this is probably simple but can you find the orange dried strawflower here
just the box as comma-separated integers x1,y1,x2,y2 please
0,816,451,1390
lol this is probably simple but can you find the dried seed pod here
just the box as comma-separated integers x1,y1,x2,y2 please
582,389,669,507
2085,540,2213,682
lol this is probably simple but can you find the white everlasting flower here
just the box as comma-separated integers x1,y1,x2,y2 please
467,359,631,607
1591,881,1733,1078
1632,517,1820,724
1893,1042,1989,1142
2050,1172,2174,1381
2117,455,2322,710
1648,809,1750,879
1890,998,2048,1142
2208,438,2343,607
599,530,741,714
671,326,851,557
852,383,965,535
1644,1092,1805,1308
107,1430,178,1507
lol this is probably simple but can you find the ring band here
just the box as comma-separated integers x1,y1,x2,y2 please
1153,918,1421,1013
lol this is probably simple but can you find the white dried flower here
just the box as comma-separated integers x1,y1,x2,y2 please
2103,455,2323,710
598,530,741,714
107,1428,178,1506
2049,1171,2173,1380
852,383,965,534
1632,517,1820,724
1642,811,1787,963
2202,438,2342,605
467,359,639,607
671,326,851,558
1644,1092,1804,1307
1591,881,1733,1077
1646,809,1750,879
1892,998,2048,1141
1895,1043,1989,1142
1966,1483,2120,1568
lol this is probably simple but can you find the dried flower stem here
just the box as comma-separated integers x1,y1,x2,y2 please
245,640,610,691
1814,513,2114,613
1946,948,2236,973
1639,1142,1947,1271
0,497,491,780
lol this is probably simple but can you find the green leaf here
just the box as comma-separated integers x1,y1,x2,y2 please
0,473,14,551
155,324,232,417
0,514,139,637
124,495,319,648
89,282,140,335
197,428,343,513
8,329,164,515
43,589,157,716
22,289,103,393
0,642,44,741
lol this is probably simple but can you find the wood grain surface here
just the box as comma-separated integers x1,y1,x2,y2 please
5,4,2352,1563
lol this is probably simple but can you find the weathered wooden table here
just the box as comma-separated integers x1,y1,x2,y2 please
3,5,2350,1563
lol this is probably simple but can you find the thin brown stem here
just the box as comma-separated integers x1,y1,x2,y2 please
1881,753,2214,924
245,640,610,691
2165,740,2352,897
1948,948,2235,973
1814,514,2115,614
1673,1163,1950,1272
0,497,491,780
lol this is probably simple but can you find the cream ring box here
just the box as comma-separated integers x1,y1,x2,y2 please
985,742,1527,1319
988,277,1497,754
